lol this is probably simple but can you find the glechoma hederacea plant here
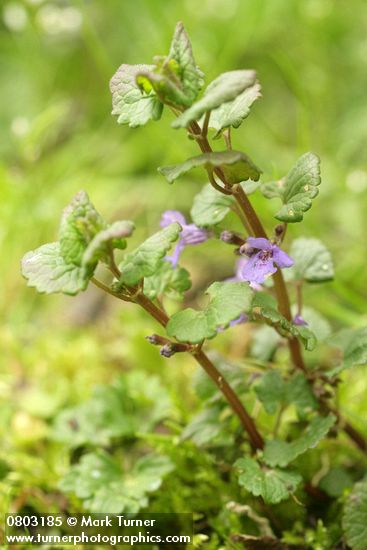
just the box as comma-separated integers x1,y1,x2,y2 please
22,22,367,548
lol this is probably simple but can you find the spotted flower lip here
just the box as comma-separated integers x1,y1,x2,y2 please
160,210,208,267
239,237,294,284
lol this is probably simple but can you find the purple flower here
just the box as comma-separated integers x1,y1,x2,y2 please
293,314,308,326
238,237,293,285
160,210,208,267
227,257,262,291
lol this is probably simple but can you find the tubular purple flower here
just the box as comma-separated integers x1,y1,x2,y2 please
293,314,308,326
160,210,208,267
239,237,293,285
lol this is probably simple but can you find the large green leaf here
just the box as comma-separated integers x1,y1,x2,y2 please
22,191,134,296
172,70,256,128
110,63,163,127
118,223,181,286
59,451,173,513
167,21,203,104
235,457,302,504
53,372,171,447
255,371,317,417
287,238,334,283
167,281,254,343
209,82,261,136
342,478,367,550
252,293,317,351
158,150,261,185
261,153,321,222
21,242,91,296
328,327,367,376
143,261,191,300
263,415,336,468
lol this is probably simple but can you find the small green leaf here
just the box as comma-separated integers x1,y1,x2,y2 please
190,184,234,226
143,261,191,300
110,64,163,127
59,451,173,513
235,457,302,504
59,190,106,266
190,181,259,227
252,293,317,351
255,371,317,417
261,153,321,223
263,415,336,468
284,372,318,417
328,327,367,376
287,238,334,283
159,150,261,185
210,81,262,136
343,478,367,550
118,223,182,286
319,467,353,497
22,242,92,296
83,220,135,267
172,70,256,128
167,21,203,104
255,371,284,415
136,67,192,109
167,281,254,343
181,405,234,447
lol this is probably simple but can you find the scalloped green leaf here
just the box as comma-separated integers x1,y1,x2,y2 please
158,150,261,185
287,238,334,283
255,371,317,417
328,327,367,377
252,293,317,351
110,63,163,127
210,81,261,136
143,261,191,300
263,415,336,468
167,281,254,343
235,457,302,504
59,451,173,514
21,242,92,296
22,191,109,296
261,153,321,222
118,223,182,286
172,70,256,128
342,478,367,550
83,220,135,267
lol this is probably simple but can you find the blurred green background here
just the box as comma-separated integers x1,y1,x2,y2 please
1,0,367,523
